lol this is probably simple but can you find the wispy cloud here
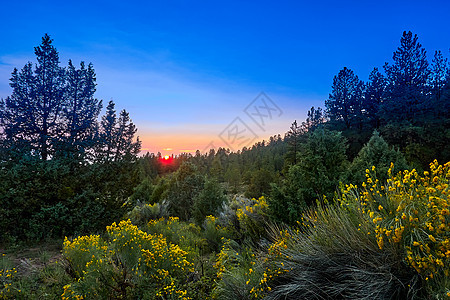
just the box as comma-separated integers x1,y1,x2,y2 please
0,48,325,155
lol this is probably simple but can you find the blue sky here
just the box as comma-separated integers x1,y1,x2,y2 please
1,0,449,154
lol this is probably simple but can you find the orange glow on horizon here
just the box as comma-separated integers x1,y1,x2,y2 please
138,126,288,155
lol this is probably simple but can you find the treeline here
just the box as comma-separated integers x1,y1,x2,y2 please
130,30,450,225
1,31,449,241
324,31,450,166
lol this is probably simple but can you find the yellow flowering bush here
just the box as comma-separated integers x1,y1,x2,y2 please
201,215,229,252
235,196,269,241
146,216,205,257
63,219,194,299
0,266,17,299
0,253,22,299
213,235,290,300
341,160,450,297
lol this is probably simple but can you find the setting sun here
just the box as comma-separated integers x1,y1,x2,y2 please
164,155,170,160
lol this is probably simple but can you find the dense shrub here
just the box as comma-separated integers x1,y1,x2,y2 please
63,219,194,299
192,178,227,226
0,255,20,299
343,130,408,184
341,160,450,298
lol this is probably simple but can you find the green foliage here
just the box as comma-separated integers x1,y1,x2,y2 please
213,232,291,300
284,120,302,166
341,161,450,299
269,129,348,224
0,156,139,241
193,178,227,225
245,169,274,199
325,67,365,130
165,162,205,221
268,165,308,225
0,34,100,161
224,162,241,193
150,176,170,204
296,129,348,201
382,31,430,123
344,130,408,184
129,177,155,206
201,216,230,253
0,35,141,242
127,202,168,225
214,196,271,245
63,219,194,299
264,203,418,300
95,100,141,162
213,240,263,300
146,217,206,257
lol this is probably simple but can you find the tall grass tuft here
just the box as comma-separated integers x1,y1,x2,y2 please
265,203,420,300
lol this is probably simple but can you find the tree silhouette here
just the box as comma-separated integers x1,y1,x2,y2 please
285,120,302,165
0,34,66,160
365,68,386,128
383,31,430,122
325,67,365,130
96,100,141,162
0,34,140,162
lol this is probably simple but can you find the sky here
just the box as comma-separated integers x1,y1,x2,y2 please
1,0,449,155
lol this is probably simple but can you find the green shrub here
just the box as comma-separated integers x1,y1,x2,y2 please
146,217,206,258
264,203,418,300
63,219,194,299
341,161,450,298
128,201,169,225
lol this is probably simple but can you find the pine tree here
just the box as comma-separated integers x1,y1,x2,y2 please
429,50,450,120
96,100,141,162
383,31,430,122
344,131,408,184
365,68,386,128
430,50,448,102
325,67,365,130
63,60,102,159
193,178,226,225
285,120,302,165
301,106,324,132
0,34,107,161
0,34,65,160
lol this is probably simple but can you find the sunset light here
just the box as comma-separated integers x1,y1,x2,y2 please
0,1,449,298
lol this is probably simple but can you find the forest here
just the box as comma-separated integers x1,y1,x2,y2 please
0,31,449,299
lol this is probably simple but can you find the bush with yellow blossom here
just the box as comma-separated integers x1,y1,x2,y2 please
341,160,450,298
213,231,291,300
63,219,193,299
235,196,270,241
0,254,19,299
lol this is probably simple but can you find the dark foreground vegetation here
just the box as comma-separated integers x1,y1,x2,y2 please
0,31,449,299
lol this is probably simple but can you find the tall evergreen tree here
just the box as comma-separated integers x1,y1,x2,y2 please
325,67,365,130
0,34,106,161
429,50,450,120
285,120,302,165
96,100,141,162
62,60,102,159
383,31,430,122
0,34,66,160
365,68,386,128
430,50,448,102
343,131,408,185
